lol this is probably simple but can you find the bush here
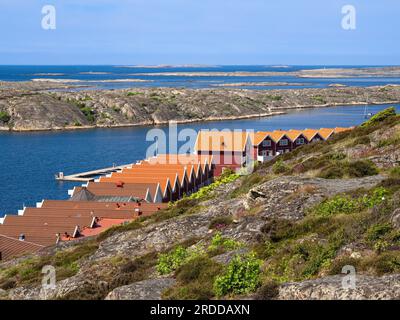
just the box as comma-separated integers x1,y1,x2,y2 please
208,232,241,252
328,257,361,275
127,92,142,96
188,171,239,200
361,107,397,128
313,195,359,216
164,257,223,300
346,160,378,178
361,187,388,208
0,111,11,123
272,159,289,174
157,246,190,275
366,223,393,242
318,166,345,179
79,106,95,123
214,253,262,297
318,160,378,179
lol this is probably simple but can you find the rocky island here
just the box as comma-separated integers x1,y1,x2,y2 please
1,81,400,131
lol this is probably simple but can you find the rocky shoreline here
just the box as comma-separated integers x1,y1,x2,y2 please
0,82,400,132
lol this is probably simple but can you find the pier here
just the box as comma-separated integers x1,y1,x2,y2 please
55,164,132,182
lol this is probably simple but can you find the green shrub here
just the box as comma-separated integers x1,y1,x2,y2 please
189,171,239,200
127,91,142,96
265,95,282,101
312,95,326,104
213,253,262,297
318,166,345,179
0,111,11,123
163,257,223,300
157,246,190,275
318,160,378,179
346,160,378,178
157,244,205,275
366,223,393,242
361,107,397,128
79,106,95,123
361,187,388,208
313,195,359,216
208,232,241,252
272,159,289,174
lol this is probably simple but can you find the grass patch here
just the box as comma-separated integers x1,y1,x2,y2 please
127,91,143,96
0,241,98,288
163,257,223,300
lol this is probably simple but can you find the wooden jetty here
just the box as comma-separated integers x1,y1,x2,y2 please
55,164,132,182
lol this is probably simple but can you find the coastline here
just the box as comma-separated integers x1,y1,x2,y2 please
1,101,399,133
0,111,285,133
1,83,400,133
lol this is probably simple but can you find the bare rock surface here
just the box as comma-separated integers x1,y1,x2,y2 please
105,278,176,300
245,175,384,221
278,274,400,300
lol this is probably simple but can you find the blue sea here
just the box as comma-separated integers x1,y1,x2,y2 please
1,65,400,90
0,104,399,217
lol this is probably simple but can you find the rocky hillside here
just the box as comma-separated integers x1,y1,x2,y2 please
0,108,399,300
1,82,400,131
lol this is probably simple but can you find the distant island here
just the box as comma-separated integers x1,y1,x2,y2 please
0,80,399,131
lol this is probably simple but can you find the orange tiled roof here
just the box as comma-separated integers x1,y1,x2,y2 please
302,129,320,140
0,234,44,261
318,128,335,140
194,131,249,152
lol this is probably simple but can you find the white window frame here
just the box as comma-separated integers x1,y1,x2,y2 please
297,138,305,145
279,139,288,146
262,140,271,147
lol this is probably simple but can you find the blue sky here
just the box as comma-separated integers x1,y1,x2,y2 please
0,0,399,65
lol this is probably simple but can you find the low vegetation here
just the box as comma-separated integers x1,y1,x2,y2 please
0,241,98,290
0,111,11,123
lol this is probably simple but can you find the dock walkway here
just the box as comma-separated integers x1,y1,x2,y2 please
55,164,132,182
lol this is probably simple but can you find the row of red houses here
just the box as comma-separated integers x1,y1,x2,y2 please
194,127,352,174
0,127,351,261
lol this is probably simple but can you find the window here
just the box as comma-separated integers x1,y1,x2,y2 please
279,139,288,146
297,138,305,145
262,140,271,147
